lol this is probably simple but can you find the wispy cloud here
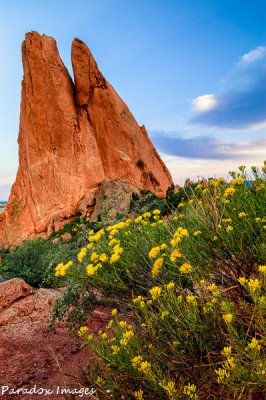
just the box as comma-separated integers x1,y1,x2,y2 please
150,130,266,160
190,45,266,130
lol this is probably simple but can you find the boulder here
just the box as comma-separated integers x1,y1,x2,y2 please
0,278,31,312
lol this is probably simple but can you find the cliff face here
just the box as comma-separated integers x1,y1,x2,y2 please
0,32,173,246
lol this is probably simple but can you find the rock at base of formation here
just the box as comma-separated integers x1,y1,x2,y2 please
0,31,172,247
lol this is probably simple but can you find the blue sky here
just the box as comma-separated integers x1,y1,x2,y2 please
0,0,265,200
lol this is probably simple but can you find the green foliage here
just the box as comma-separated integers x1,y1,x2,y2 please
52,163,266,399
0,238,80,288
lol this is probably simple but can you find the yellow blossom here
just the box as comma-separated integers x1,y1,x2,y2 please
134,389,144,400
106,320,114,330
179,263,193,274
258,265,266,275
200,279,206,286
248,338,261,351
150,286,162,300
193,230,202,236
170,249,182,262
152,257,164,277
186,295,196,304
208,283,218,292
166,282,175,290
110,253,120,263
149,246,161,258
178,202,184,208
231,177,244,185
215,368,230,383
131,355,143,368
239,212,247,218
135,216,143,223
87,243,94,249
139,361,151,374
86,264,95,276
99,253,108,262
248,278,261,293
77,247,87,262
111,345,120,355
223,313,233,324
90,252,99,262
78,326,89,336
153,209,161,215
224,188,235,198
221,346,232,357
238,277,247,286
226,225,234,232
111,308,118,316
160,243,167,250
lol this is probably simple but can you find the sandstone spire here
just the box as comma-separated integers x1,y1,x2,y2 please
0,32,172,245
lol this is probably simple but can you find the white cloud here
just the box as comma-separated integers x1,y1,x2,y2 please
192,94,217,113
240,46,266,64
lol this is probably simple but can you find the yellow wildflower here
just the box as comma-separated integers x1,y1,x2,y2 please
221,346,232,357
150,286,162,300
166,282,175,290
78,326,88,336
179,263,193,274
139,361,151,374
131,355,143,368
208,283,218,292
111,308,118,316
248,338,261,351
111,345,120,355
135,216,143,223
224,188,235,198
248,278,261,293
99,253,108,262
186,295,196,304
231,177,244,185
152,257,164,277
109,238,120,246
77,247,87,262
239,212,247,218
166,381,177,397
226,225,233,232
86,264,95,276
153,209,161,215
258,265,266,275
223,313,233,324
110,253,120,263
87,243,94,249
200,279,206,286
90,252,99,262
178,202,184,208
160,243,167,250
106,320,114,330
170,249,182,262
134,389,144,400
238,277,247,286
215,368,230,383
149,246,161,259
193,230,201,236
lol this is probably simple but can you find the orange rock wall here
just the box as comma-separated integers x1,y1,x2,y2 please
0,32,172,246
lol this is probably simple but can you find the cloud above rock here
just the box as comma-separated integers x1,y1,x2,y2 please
150,131,266,160
190,46,266,130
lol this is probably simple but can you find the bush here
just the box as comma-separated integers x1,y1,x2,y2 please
51,164,266,399
0,238,80,288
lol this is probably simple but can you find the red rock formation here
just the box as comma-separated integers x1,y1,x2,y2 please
0,32,172,246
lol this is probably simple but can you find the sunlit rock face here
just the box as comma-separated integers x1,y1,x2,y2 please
0,32,172,246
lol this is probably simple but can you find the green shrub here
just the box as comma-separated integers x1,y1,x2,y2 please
50,164,266,398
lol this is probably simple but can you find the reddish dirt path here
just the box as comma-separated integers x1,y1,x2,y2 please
0,307,111,400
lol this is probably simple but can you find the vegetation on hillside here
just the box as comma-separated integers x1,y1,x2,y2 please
49,164,266,399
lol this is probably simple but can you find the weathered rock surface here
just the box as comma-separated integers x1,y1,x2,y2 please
0,31,172,246
0,278,112,399
90,178,139,221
